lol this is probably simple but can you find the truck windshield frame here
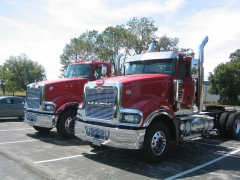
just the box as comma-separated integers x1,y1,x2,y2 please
125,58,177,76
65,64,93,78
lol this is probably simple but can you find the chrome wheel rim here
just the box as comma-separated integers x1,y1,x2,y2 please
235,119,240,134
151,131,166,155
65,117,75,134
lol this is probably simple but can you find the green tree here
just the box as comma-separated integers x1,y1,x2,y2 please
0,65,7,94
156,34,179,51
59,30,99,76
208,55,240,105
126,17,158,54
3,54,46,94
96,25,128,71
229,49,240,61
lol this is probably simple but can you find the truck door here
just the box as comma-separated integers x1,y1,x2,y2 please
178,61,195,108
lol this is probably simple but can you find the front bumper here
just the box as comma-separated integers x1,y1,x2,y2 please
24,111,58,128
75,120,146,149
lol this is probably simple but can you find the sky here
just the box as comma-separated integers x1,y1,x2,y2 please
0,0,240,81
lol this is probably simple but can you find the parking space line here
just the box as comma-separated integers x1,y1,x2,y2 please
185,140,239,149
34,149,116,164
0,137,61,145
0,128,33,132
165,148,240,180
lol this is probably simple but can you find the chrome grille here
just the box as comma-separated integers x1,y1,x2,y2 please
26,86,42,109
85,88,115,120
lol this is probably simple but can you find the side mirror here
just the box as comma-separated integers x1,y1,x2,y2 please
121,65,125,75
101,66,107,77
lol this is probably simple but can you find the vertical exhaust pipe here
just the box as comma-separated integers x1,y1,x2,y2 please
115,53,123,76
198,36,208,111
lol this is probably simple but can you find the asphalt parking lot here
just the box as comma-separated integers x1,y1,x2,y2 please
0,117,240,180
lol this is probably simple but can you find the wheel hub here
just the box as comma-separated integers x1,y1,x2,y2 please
65,117,75,134
151,131,166,155
235,119,240,134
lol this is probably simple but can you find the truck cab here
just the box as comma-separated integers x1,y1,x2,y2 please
75,37,240,163
24,60,111,138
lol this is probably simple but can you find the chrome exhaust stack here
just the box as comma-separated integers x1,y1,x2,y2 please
197,36,208,111
115,53,123,76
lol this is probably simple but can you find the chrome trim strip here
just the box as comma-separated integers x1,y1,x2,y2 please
143,109,173,127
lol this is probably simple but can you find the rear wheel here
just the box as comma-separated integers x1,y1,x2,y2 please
219,112,230,138
57,109,76,139
142,122,170,163
33,125,52,133
227,112,240,139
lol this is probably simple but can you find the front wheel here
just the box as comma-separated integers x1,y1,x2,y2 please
227,112,240,139
57,109,76,139
142,122,170,163
33,125,52,133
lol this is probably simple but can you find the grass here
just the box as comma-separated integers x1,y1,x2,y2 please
0,91,26,97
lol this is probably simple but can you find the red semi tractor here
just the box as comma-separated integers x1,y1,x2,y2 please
24,59,111,138
74,36,240,163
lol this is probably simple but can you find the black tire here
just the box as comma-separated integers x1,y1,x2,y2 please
56,109,76,139
142,122,170,163
33,125,52,133
219,112,230,138
226,112,240,139
88,142,109,150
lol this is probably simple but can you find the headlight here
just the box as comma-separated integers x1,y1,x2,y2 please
120,114,141,124
42,105,55,112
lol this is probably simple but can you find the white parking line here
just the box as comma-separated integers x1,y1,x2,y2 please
0,128,33,131
165,148,240,180
0,137,61,145
34,149,116,164
185,140,239,149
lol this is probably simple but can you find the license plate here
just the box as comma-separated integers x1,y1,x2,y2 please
92,138,101,146
26,113,37,122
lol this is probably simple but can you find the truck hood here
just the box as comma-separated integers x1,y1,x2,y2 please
35,77,89,86
100,74,171,83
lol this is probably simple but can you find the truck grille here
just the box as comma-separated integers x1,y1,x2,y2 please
26,86,42,109
85,88,115,120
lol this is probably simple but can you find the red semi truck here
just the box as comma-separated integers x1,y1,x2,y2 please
74,36,240,163
24,60,111,138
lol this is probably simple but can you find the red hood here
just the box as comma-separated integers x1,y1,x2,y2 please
35,77,89,86
100,74,171,83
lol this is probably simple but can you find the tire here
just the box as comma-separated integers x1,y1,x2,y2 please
88,142,109,150
219,112,230,138
33,125,52,133
56,109,76,139
142,122,170,163
226,112,240,139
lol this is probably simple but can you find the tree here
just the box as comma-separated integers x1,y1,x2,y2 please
156,35,179,51
208,53,240,105
59,30,99,76
229,49,240,61
3,54,46,94
96,25,128,72
0,65,7,95
126,17,158,54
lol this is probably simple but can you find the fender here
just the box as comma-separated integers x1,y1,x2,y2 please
47,92,82,114
122,95,174,127
56,102,79,114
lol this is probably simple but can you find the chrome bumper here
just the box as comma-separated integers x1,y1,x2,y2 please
24,111,58,128
75,121,146,149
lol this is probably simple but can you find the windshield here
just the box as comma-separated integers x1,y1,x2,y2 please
65,64,93,78
125,59,177,76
